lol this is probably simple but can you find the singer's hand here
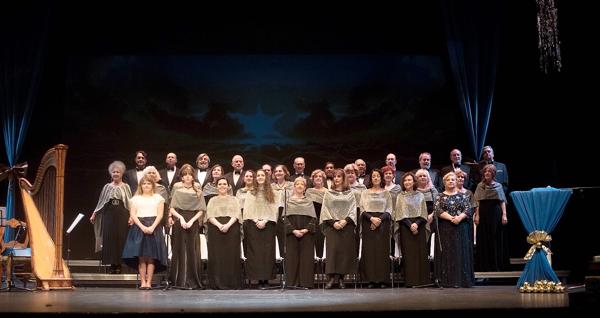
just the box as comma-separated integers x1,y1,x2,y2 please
90,212,96,224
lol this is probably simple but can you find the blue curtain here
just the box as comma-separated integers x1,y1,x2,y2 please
443,0,501,160
1,6,48,242
510,187,572,288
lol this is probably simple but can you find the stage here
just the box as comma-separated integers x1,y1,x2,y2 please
1,285,588,317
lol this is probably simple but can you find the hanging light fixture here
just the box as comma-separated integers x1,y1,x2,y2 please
536,0,562,73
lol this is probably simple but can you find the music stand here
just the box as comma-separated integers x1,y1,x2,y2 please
65,213,85,267
158,224,174,290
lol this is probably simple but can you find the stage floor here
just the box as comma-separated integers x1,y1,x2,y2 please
0,285,579,316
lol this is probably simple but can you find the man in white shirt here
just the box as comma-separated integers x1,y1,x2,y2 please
195,153,211,187
159,152,179,191
224,154,245,195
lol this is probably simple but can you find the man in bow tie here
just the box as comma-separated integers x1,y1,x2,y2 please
290,156,312,187
124,150,147,193
159,152,180,191
225,154,245,195
441,148,473,190
195,153,211,187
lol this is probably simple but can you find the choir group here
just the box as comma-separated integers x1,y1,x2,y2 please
90,147,509,290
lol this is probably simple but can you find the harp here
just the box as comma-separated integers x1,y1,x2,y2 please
18,144,73,290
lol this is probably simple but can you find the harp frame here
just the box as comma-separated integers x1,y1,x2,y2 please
18,144,73,290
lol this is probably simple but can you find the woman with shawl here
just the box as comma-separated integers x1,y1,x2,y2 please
473,164,508,271
243,169,281,289
395,172,430,287
206,177,243,289
168,164,206,289
320,169,357,289
359,169,393,288
283,177,317,288
90,160,132,274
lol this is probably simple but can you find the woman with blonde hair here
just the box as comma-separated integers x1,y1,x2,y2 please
122,176,168,289
433,172,473,288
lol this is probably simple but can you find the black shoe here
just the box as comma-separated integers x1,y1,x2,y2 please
380,283,387,289
339,280,346,289
367,283,375,289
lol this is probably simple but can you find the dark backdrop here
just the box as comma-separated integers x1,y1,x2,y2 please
1,1,597,282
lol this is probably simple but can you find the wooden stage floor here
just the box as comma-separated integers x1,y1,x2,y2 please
1,285,591,317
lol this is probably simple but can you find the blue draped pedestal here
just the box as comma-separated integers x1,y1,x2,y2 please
510,187,572,292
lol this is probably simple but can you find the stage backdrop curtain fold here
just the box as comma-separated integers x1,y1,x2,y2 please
442,0,501,160
510,187,572,288
1,5,49,242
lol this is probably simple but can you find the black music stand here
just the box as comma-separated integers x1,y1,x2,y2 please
158,224,174,290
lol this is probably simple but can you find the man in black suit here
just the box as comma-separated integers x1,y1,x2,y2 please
159,152,179,191
473,146,509,193
224,154,244,195
440,148,473,190
124,150,147,193
195,153,211,187
411,152,442,191
355,158,371,188
385,153,404,185
290,157,313,187
324,161,335,189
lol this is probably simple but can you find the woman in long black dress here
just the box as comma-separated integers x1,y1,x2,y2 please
306,169,327,258
395,172,430,287
168,164,206,289
206,177,242,289
320,169,357,289
243,169,280,289
90,160,132,274
359,169,393,288
473,164,507,271
433,172,474,288
283,177,317,288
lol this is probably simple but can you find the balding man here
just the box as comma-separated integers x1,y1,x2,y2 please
224,154,245,195
385,153,404,185
355,158,371,188
159,152,180,190
290,157,313,187
440,149,473,190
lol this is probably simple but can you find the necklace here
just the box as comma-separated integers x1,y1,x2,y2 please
183,184,194,189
